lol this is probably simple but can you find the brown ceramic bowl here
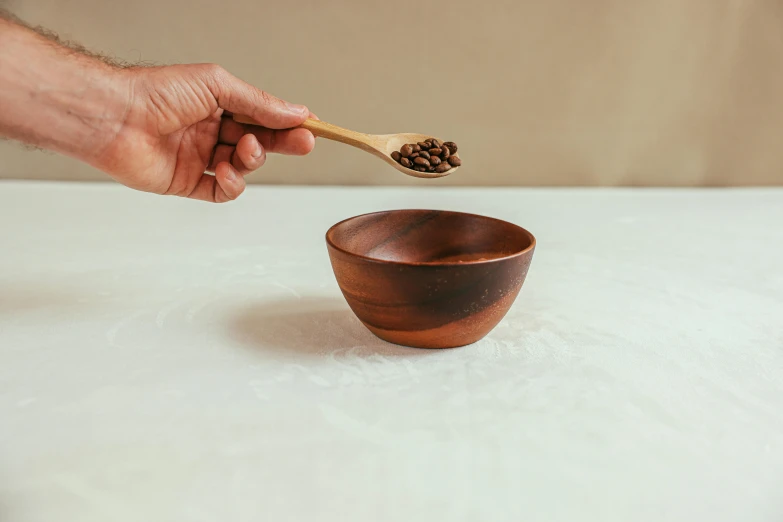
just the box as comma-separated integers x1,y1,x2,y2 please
326,210,536,349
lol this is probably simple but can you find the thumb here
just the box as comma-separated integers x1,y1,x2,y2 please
201,64,309,129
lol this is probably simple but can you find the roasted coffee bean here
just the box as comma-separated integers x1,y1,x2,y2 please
391,138,459,172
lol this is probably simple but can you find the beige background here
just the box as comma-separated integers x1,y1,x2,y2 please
2,0,782,186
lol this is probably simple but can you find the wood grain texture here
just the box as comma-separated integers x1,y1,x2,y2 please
233,116,460,179
326,210,535,348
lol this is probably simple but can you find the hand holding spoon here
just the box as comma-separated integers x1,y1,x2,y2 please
232,114,459,179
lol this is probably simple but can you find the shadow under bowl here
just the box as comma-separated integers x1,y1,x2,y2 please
325,209,536,349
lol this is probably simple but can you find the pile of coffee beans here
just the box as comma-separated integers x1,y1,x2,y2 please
390,139,461,174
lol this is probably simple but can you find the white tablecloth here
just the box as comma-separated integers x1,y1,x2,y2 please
1,181,782,522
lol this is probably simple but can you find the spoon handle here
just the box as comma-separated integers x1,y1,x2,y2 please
233,114,375,151
300,119,369,144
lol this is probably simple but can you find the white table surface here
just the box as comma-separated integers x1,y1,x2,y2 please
1,181,782,522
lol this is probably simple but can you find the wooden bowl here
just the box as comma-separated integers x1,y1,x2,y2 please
326,210,536,348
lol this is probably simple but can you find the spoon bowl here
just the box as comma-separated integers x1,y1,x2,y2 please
233,115,460,179
373,132,461,178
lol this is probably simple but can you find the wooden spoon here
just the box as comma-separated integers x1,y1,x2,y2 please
232,114,459,179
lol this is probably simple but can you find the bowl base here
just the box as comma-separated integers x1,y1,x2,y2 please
361,322,486,349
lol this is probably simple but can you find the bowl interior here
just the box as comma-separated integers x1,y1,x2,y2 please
327,210,534,264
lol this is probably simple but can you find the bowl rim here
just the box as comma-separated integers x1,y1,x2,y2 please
325,209,536,267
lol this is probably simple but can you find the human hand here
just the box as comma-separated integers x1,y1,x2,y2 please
99,64,315,202
0,18,313,202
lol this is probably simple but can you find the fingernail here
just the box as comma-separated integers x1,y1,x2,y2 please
285,102,308,115
225,167,237,182
252,142,263,159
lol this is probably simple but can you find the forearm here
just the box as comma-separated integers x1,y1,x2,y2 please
0,17,131,166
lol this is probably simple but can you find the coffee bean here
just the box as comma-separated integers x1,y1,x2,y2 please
391,138,460,173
